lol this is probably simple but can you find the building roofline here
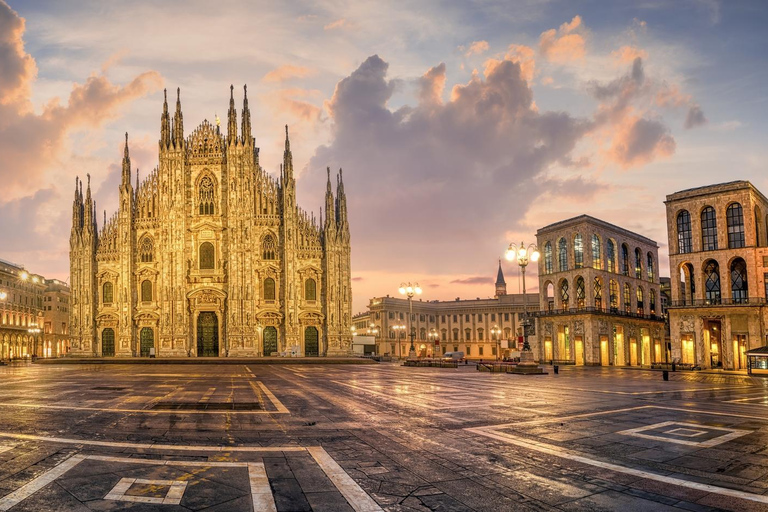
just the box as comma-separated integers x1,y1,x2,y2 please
664,180,768,205
536,214,658,247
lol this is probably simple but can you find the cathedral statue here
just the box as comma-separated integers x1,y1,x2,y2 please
69,86,352,358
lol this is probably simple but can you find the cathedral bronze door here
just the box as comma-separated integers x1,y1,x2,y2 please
263,326,277,356
102,328,115,357
304,327,319,357
197,312,219,357
140,328,154,357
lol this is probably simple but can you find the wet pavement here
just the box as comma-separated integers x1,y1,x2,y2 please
0,362,766,511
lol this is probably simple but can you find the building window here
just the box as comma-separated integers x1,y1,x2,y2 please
465,314,469,322
544,242,553,274
701,206,718,251
420,327,426,340
305,278,316,301
262,234,276,260
607,239,616,273
764,272,768,299
647,253,654,282
464,328,471,340
574,234,583,269
575,276,585,309
594,277,602,309
623,283,631,313
621,244,629,276
635,248,642,279
677,210,692,254
453,314,457,322
560,279,569,309
102,282,113,304
198,175,216,215
466,346,471,356
453,328,459,341
140,237,153,263
477,313,482,321
199,242,215,269
478,329,484,341
504,313,509,321
141,280,152,302
726,203,745,249
592,235,601,270
731,258,748,303
441,329,447,340
479,346,484,356
636,287,644,314
264,277,276,301
650,289,656,313
491,313,496,321
704,260,721,304
558,238,568,271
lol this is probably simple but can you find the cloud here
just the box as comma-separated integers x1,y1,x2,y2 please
605,115,675,168
611,46,647,65
324,18,346,30
262,65,315,83
0,0,37,109
539,16,586,64
418,62,446,105
450,276,493,285
684,104,706,129
484,44,536,83
462,40,489,57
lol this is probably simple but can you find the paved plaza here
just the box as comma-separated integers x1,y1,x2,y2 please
0,363,766,511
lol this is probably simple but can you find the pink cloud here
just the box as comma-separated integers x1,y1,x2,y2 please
324,18,346,30
611,45,648,65
262,65,315,83
463,40,489,57
539,16,586,64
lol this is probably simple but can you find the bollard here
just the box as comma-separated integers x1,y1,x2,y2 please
554,365,559,374
662,370,669,381
671,362,676,372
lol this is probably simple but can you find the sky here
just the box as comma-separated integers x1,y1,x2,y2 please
1,0,767,314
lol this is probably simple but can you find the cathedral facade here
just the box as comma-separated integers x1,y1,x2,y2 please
69,87,352,358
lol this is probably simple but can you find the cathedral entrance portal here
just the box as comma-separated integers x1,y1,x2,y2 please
140,328,154,357
304,326,319,357
197,312,219,357
102,328,115,357
263,327,278,356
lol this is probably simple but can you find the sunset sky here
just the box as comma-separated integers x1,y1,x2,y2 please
1,0,767,313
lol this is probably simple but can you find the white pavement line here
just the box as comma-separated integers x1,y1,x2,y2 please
467,427,768,506
308,447,383,512
564,385,754,396
0,454,85,511
248,463,277,512
0,401,283,415
87,454,251,467
617,421,752,448
652,405,768,422
255,381,290,414
0,432,307,452
480,405,654,429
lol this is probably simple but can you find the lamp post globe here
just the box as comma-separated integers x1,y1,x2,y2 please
399,282,422,358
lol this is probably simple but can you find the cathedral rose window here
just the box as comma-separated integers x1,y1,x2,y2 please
198,176,216,215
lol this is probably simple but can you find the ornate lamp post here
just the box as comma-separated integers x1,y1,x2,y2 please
398,282,422,358
491,325,502,360
28,326,41,358
393,324,406,358
505,241,545,374
428,328,438,358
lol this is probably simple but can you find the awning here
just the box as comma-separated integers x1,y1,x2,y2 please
746,345,768,356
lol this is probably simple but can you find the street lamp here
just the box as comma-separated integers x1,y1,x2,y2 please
491,325,502,360
505,241,545,374
28,326,41,358
392,324,406,358
428,328,438,358
398,282,422,358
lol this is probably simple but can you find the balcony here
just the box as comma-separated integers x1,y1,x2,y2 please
535,306,664,322
669,297,767,308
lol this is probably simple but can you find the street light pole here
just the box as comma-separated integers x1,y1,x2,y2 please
399,282,422,358
505,241,545,374
491,325,501,360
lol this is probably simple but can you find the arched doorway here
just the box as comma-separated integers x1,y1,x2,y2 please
140,328,154,357
196,312,219,357
304,326,319,357
102,328,115,357
263,326,278,356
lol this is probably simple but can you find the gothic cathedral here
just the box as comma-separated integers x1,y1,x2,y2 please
69,87,353,358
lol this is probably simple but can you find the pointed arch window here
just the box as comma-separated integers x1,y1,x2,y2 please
635,248,643,279
575,276,586,309
701,206,718,251
623,283,631,313
677,210,692,254
544,242,553,274
262,235,276,260
609,280,619,311
594,277,602,309
730,258,748,303
621,244,629,276
592,235,601,270
102,282,113,304
704,260,721,304
647,253,654,282
140,237,154,263
650,289,657,314
607,240,616,273
558,238,568,272
636,287,644,315
264,277,276,301
559,279,569,310
141,280,152,302
726,203,745,249
305,278,316,301
574,234,583,269
199,242,215,270
198,175,216,215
